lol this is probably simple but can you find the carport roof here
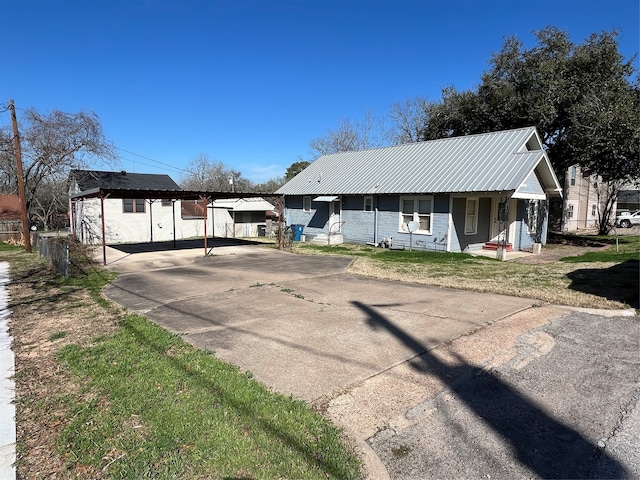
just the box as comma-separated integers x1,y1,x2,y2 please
69,186,271,202
68,169,277,202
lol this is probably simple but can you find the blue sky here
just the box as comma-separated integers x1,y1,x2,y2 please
1,0,638,185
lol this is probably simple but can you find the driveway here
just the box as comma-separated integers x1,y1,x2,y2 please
103,244,533,401
103,244,639,479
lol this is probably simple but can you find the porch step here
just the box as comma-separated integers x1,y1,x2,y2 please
482,242,513,252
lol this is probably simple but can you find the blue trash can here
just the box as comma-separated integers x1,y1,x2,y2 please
291,224,304,241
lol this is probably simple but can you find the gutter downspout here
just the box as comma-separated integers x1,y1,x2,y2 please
374,198,378,245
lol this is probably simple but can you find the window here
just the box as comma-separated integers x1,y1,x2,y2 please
464,198,478,235
527,200,539,233
161,199,173,207
591,204,597,217
123,198,145,213
364,196,373,212
399,196,432,233
303,196,311,212
567,204,574,218
570,166,577,186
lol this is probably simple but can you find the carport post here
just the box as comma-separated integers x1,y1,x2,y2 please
100,193,110,266
69,199,76,242
172,200,176,249
200,195,209,255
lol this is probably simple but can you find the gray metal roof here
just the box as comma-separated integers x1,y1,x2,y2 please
276,127,561,196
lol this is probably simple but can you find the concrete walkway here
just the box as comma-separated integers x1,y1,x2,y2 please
0,262,15,480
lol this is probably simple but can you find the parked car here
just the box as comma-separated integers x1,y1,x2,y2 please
616,210,640,228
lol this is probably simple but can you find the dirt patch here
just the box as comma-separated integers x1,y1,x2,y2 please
8,262,119,479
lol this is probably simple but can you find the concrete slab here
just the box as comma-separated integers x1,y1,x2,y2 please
104,249,534,402
0,262,15,480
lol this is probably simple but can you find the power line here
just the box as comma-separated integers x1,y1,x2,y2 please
114,146,192,175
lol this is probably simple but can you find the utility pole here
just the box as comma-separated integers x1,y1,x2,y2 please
8,99,32,253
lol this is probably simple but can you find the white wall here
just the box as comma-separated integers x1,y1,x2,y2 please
74,198,207,244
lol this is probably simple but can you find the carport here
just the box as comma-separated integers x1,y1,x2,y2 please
69,187,284,265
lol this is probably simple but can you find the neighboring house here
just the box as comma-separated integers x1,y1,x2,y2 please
211,198,276,238
69,170,205,244
276,127,562,253
560,165,602,232
0,194,23,242
559,166,640,232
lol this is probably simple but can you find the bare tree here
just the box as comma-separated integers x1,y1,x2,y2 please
388,96,431,144
0,107,117,228
308,110,389,159
181,154,251,192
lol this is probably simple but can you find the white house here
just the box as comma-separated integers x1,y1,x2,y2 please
69,170,207,244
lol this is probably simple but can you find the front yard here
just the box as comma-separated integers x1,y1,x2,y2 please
2,233,637,479
290,235,639,310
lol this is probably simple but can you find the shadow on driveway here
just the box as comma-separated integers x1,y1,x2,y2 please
109,237,264,254
354,300,627,479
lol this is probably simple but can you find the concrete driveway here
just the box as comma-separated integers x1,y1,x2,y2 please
103,244,533,402
102,243,639,479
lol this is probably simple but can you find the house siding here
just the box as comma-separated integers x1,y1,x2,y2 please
74,197,205,244
451,197,492,251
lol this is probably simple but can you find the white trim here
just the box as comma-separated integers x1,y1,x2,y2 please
399,196,433,235
464,197,479,235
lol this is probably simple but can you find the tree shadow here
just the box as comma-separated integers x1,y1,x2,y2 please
566,259,639,308
352,300,627,479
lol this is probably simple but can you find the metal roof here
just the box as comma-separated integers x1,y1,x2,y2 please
70,169,182,191
276,127,562,196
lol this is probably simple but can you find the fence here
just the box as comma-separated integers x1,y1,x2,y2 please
36,234,69,278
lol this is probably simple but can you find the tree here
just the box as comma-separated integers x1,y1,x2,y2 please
285,160,310,181
422,28,639,234
180,154,251,192
0,107,116,230
308,110,388,159
388,97,431,144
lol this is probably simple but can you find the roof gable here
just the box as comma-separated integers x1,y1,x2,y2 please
70,170,181,192
276,127,561,196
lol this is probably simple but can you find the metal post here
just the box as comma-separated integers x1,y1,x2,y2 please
100,193,109,266
172,199,176,249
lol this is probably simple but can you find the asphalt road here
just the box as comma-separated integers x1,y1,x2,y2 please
366,311,640,479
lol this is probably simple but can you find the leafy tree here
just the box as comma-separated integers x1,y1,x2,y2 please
423,27,639,234
285,160,310,181
0,107,116,230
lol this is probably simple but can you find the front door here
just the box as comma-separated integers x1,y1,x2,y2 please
329,199,341,233
490,198,517,244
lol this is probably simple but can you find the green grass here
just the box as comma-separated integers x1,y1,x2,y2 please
559,235,640,263
56,314,361,479
291,237,639,309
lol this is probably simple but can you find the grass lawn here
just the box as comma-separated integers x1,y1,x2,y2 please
1,243,361,479
290,235,639,310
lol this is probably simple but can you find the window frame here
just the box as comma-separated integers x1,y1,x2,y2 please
364,196,373,212
123,198,146,213
464,197,478,235
399,196,433,235
302,196,311,212
567,204,574,218
570,166,577,186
